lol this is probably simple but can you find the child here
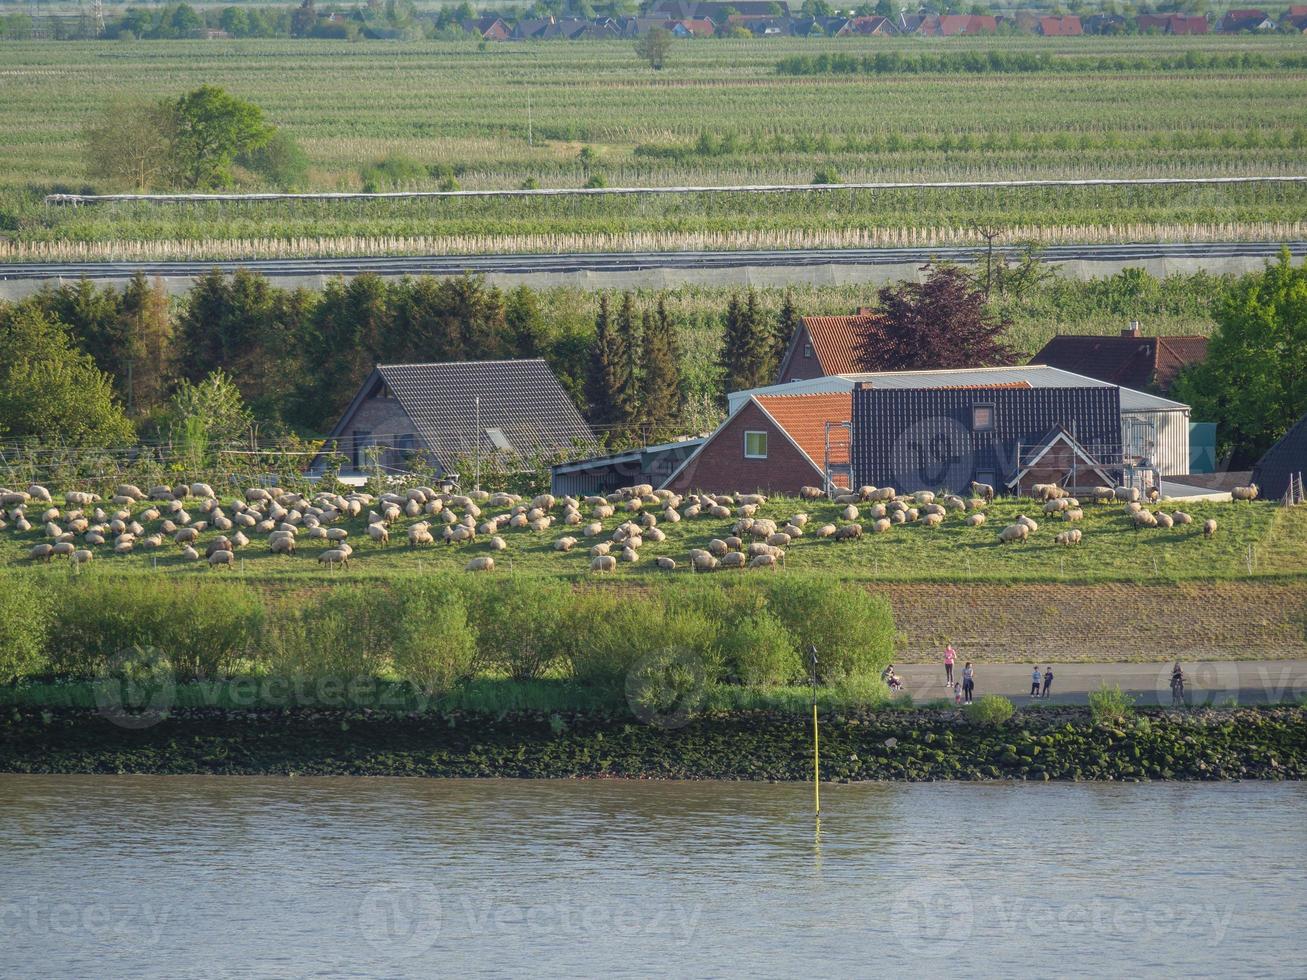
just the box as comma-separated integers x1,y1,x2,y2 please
1031,666,1043,697
953,681,963,706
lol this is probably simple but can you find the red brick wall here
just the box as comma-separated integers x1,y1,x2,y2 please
665,401,823,494
775,326,828,383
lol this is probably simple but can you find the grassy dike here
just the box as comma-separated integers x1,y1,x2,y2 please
3,705,1305,781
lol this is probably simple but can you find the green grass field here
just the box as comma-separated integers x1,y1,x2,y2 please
5,491,1304,584
2,35,1306,257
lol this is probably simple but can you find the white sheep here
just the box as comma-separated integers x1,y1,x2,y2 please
657,557,677,570
465,556,495,572
318,548,351,568
1203,518,1217,538
998,523,1029,544
965,513,986,527
1231,484,1259,501
591,555,617,573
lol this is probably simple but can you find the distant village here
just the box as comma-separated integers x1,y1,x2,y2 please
461,2,1307,41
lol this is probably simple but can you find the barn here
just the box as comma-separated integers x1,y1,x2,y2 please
311,360,594,478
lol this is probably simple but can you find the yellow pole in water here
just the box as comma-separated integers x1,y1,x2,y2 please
808,644,820,817
812,700,820,817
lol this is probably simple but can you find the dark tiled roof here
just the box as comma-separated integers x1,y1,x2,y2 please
1252,413,1307,500
1031,333,1208,392
367,360,594,465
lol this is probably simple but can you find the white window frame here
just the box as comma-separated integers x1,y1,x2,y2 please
803,343,813,358
743,430,769,459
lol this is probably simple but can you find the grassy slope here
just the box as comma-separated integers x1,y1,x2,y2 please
3,493,1303,584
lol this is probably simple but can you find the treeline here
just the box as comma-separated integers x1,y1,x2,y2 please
0,271,592,442
777,50,1307,76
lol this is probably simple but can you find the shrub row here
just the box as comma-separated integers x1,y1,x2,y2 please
0,572,896,694
777,51,1307,77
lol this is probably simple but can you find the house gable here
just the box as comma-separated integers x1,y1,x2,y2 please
662,400,827,494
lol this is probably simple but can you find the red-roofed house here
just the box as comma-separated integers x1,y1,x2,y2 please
1030,324,1208,394
776,309,886,383
1137,13,1208,33
1220,8,1275,30
848,14,897,35
939,13,996,35
663,392,852,494
1038,15,1081,35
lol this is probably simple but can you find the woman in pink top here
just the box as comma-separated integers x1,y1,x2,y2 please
944,645,956,684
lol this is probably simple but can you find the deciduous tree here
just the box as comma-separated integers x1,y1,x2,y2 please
854,266,1015,372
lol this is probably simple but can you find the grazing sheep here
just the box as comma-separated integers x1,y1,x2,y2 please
1063,509,1084,522
970,481,995,503
1146,487,1161,503
555,536,578,552
888,510,907,525
997,524,1029,544
799,486,825,500
1203,518,1217,538
464,556,495,572
1055,528,1082,546
175,527,199,545
205,537,233,559
720,551,747,569
872,518,891,534
180,546,200,562
920,512,943,528
489,536,508,551
1015,515,1038,533
1125,501,1143,514
1154,511,1174,529
646,527,667,543
1114,486,1140,503
657,556,677,570
965,513,986,527
922,503,946,517
691,552,719,571
707,538,729,557
841,505,859,521
208,550,235,568
1043,499,1069,514
834,523,863,541
318,548,351,569
590,541,612,557
72,549,93,564
29,543,54,561
269,535,296,555
766,532,792,547
1231,484,1259,501
913,491,935,505
1132,510,1158,529
591,555,617,573
749,553,779,569
1172,511,1193,525
815,524,836,538
367,523,390,547
942,495,966,512
408,525,435,547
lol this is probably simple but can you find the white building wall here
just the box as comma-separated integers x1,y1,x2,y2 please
1123,409,1191,476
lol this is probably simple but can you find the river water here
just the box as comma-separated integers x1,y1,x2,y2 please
1,776,1304,978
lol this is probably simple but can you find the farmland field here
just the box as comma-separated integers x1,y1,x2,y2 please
2,35,1307,258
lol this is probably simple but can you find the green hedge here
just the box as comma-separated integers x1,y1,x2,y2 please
5,572,897,697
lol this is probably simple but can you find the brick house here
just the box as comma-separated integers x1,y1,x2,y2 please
775,309,885,383
1030,324,1208,394
313,360,594,477
663,392,851,494
1136,14,1208,33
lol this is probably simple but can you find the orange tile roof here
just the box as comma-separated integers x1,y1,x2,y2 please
754,392,852,467
801,314,886,374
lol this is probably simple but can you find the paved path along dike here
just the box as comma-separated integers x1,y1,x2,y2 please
893,659,1307,707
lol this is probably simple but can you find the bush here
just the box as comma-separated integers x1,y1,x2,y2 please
721,608,801,686
565,591,719,690
1089,682,1135,723
0,572,50,682
963,694,1015,725
49,577,264,678
392,592,477,694
238,130,310,190
763,576,894,683
464,578,569,680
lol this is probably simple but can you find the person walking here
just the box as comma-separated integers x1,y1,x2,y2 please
962,662,975,704
1030,666,1043,697
1170,662,1185,707
944,644,957,685
1041,665,1054,699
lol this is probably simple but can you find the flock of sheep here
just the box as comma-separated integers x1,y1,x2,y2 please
0,474,1258,575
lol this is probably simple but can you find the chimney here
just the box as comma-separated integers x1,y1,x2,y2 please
1122,320,1141,338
